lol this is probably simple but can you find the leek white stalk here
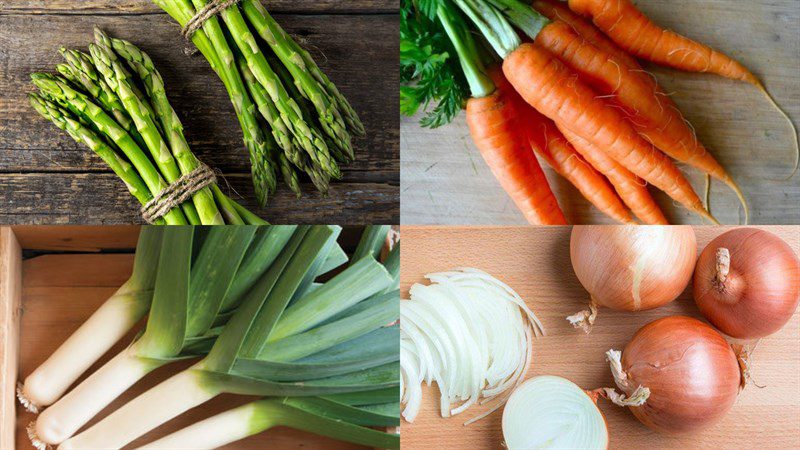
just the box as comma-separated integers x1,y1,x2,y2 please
400,268,543,424
139,400,259,450
59,368,216,450
33,227,261,447
502,376,609,450
18,227,164,412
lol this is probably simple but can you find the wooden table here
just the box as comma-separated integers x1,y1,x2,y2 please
401,0,800,225
0,1,398,224
400,225,800,449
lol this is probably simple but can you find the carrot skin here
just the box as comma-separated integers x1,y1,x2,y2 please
466,89,568,225
532,0,639,70
559,126,668,224
492,67,635,224
502,43,713,222
567,0,759,85
535,20,745,206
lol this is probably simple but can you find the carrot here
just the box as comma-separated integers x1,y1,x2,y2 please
491,66,634,223
502,42,716,223
559,126,668,224
567,0,799,178
566,0,757,83
535,20,748,221
532,0,639,69
466,88,568,225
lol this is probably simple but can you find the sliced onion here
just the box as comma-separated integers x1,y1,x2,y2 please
400,268,543,424
503,376,608,450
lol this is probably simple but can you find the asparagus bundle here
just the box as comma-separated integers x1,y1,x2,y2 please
20,225,398,450
30,29,267,224
153,0,364,200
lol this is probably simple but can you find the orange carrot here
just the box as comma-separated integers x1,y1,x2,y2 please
535,20,748,220
532,0,639,69
466,88,567,225
492,66,634,223
502,42,716,223
566,0,758,84
559,126,668,224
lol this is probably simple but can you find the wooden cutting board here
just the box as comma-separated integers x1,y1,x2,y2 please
401,0,800,225
399,225,800,449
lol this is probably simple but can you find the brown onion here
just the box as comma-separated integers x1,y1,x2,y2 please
693,228,800,339
568,226,696,332
605,316,742,434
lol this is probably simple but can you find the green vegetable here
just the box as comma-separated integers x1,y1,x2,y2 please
60,226,399,450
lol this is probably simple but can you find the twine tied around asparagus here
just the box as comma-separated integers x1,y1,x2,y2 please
182,0,242,41
140,164,217,223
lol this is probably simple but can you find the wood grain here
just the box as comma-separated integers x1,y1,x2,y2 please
12,251,370,449
0,2,399,224
401,0,800,225
0,228,22,450
0,0,397,14
11,225,140,251
399,225,800,449
0,174,398,224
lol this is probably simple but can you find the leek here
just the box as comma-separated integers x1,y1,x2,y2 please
32,226,263,446
61,225,399,450
351,224,391,264
18,227,164,412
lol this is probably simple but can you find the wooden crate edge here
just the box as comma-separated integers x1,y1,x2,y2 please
0,227,22,449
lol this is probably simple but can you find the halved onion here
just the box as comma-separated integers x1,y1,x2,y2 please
503,376,608,450
400,268,543,424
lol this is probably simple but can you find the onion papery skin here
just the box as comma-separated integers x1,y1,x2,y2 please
503,375,608,450
570,226,696,311
693,228,800,339
621,316,741,434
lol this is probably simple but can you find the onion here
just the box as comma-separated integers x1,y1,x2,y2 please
503,376,608,450
400,268,543,424
605,316,742,434
568,226,696,332
693,228,800,339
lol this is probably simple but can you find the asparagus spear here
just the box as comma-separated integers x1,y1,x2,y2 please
90,42,203,225
108,33,226,225
265,50,353,164
155,0,276,207
28,93,157,215
213,2,340,178
30,73,188,225
236,56,303,196
241,0,352,154
242,0,364,137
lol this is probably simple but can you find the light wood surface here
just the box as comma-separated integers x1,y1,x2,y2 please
10,226,140,251
401,0,800,225
399,225,800,449
7,234,369,449
0,228,22,450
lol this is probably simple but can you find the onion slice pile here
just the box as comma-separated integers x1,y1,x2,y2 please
503,376,609,450
400,268,543,424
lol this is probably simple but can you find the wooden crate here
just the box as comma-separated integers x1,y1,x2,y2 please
400,225,800,449
0,226,369,449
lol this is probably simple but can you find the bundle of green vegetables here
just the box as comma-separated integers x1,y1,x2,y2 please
19,225,399,450
29,29,267,225
153,0,365,201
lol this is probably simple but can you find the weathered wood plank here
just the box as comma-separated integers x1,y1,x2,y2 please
0,0,396,14
400,0,800,225
0,173,399,224
0,13,398,178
